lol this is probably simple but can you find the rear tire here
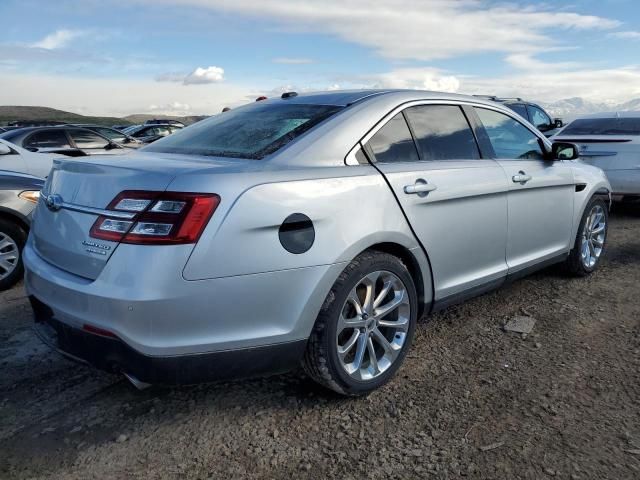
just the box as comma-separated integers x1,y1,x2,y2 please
0,219,27,291
565,197,608,277
303,251,418,396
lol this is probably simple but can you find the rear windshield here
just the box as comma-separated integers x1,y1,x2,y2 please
145,103,343,159
562,118,640,136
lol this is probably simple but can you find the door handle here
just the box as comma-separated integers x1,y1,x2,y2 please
512,172,532,184
404,179,437,196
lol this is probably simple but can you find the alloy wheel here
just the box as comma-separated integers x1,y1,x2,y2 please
336,270,411,381
581,204,606,269
0,232,19,280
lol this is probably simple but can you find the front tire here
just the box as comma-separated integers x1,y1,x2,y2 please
565,197,608,276
303,251,418,396
0,219,27,291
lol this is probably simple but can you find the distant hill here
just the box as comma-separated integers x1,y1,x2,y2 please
0,106,206,127
538,97,640,122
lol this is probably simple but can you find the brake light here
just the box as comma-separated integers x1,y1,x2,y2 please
90,191,220,245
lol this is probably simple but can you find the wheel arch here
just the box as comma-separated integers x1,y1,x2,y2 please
0,208,29,234
361,242,433,318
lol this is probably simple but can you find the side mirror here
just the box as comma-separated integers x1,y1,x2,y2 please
0,143,12,155
554,118,564,129
552,142,579,160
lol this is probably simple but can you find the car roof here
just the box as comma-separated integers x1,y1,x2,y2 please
574,111,640,119
259,89,515,108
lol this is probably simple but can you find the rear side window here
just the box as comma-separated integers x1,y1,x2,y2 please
404,105,480,160
94,127,126,143
475,108,544,160
367,113,419,163
527,105,552,129
24,130,71,149
68,129,110,149
561,118,640,136
507,103,529,120
146,103,343,159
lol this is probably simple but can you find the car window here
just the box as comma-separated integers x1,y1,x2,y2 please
68,129,110,149
145,103,343,159
366,113,419,163
404,105,479,161
94,127,126,143
561,118,640,136
527,105,552,129
24,130,71,149
474,108,544,160
507,103,529,120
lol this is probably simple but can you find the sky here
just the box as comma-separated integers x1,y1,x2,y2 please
0,0,639,116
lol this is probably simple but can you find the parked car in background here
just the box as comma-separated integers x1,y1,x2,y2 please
112,124,133,132
0,126,133,157
0,170,43,290
26,90,610,395
145,119,185,128
554,112,640,201
68,124,143,148
475,96,564,137
124,123,183,143
0,139,60,178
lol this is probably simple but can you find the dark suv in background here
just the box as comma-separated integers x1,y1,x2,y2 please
474,96,564,137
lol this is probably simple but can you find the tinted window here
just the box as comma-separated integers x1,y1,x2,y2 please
93,127,126,143
367,113,419,163
507,103,529,120
475,108,544,160
527,105,552,129
561,118,640,136
24,130,71,149
404,105,479,160
68,130,109,149
146,103,343,159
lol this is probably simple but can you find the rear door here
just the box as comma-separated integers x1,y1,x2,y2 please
364,103,509,300
472,107,574,272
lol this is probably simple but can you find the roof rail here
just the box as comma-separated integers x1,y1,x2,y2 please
473,95,523,102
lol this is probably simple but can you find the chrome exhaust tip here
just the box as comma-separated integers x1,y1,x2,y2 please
123,372,152,390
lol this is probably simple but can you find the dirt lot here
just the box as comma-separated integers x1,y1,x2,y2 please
1,205,639,480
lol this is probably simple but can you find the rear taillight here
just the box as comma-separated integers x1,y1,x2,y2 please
90,191,220,245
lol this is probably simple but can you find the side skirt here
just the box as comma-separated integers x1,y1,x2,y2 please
429,253,568,313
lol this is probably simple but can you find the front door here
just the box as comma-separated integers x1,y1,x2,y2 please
364,104,509,301
473,107,575,273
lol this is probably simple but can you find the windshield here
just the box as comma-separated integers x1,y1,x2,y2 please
144,102,343,159
561,118,640,136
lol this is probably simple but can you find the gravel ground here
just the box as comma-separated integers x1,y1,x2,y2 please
1,204,639,480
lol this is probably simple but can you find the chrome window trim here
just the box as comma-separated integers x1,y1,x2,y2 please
359,99,551,156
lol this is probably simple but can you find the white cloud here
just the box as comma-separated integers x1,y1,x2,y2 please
0,72,248,117
184,66,225,84
272,57,314,64
504,53,583,72
608,31,640,39
157,66,225,85
149,0,619,61
362,68,461,92
31,29,83,50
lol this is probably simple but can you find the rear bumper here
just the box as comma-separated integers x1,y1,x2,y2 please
31,296,307,384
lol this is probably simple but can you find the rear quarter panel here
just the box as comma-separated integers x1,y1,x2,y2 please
178,165,425,280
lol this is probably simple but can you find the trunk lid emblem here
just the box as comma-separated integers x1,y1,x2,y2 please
44,194,63,212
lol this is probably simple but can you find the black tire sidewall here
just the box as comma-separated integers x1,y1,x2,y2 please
323,254,418,394
0,219,27,291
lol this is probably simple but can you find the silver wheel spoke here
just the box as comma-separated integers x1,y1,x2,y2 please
361,273,379,314
367,337,379,375
371,327,395,356
338,330,360,358
352,333,368,370
373,280,392,309
378,316,409,331
0,234,18,279
374,290,405,319
591,224,605,235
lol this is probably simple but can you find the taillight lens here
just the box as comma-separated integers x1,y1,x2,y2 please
90,191,220,245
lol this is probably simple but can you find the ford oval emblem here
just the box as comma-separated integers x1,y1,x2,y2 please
44,194,63,212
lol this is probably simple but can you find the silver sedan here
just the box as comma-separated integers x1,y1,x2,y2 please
24,90,611,395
